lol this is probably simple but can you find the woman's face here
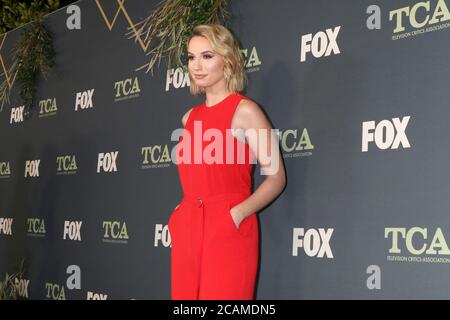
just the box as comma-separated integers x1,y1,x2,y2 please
188,36,225,90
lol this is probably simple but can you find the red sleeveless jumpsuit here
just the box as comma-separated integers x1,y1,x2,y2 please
168,92,259,300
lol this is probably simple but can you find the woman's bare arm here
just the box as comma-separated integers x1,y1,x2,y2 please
230,99,286,228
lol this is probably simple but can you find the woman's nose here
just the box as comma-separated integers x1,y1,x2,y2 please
191,58,202,69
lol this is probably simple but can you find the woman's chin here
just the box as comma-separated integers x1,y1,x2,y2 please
195,81,208,87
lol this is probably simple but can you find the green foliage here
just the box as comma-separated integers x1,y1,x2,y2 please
12,18,55,118
0,260,25,300
0,18,55,116
0,0,60,35
126,0,230,75
0,0,58,115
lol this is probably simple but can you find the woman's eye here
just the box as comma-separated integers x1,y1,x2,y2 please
187,54,213,61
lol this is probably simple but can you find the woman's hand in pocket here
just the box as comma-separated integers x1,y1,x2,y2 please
230,206,244,229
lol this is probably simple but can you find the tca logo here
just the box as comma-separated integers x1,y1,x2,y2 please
385,227,450,255
241,46,262,71
277,128,314,154
102,221,129,240
39,98,57,117
114,77,141,99
27,218,46,235
0,162,11,176
390,0,450,33
141,145,172,167
56,155,78,173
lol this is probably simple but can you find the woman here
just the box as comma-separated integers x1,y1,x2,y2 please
168,24,286,300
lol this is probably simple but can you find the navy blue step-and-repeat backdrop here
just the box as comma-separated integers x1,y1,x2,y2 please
1,0,450,299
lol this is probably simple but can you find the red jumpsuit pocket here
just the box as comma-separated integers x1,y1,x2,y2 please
225,200,252,237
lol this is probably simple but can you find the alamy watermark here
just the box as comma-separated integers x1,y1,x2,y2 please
170,120,281,175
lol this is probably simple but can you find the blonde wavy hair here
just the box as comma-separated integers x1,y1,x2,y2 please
187,24,247,95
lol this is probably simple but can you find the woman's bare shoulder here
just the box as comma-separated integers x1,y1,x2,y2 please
234,98,264,124
233,97,270,130
235,97,260,115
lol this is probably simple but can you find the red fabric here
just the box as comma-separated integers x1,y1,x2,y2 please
168,93,259,300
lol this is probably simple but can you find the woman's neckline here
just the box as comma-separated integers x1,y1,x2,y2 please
202,93,236,108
